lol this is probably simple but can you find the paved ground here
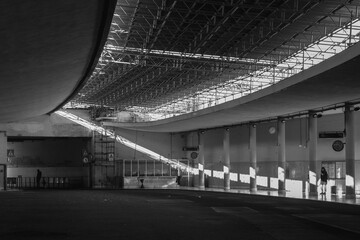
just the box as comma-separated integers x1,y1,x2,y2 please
0,189,360,240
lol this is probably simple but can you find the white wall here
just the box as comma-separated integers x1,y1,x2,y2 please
114,128,186,161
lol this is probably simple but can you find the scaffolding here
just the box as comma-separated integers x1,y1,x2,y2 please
67,0,360,121
92,130,116,187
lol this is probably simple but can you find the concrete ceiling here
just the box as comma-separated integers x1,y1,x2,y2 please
0,0,116,123
103,41,360,133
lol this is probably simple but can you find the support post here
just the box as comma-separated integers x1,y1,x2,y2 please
278,118,286,193
250,124,257,192
0,131,7,191
308,112,318,195
198,131,205,190
345,104,356,198
223,128,230,191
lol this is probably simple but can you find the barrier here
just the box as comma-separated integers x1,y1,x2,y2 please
6,177,85,189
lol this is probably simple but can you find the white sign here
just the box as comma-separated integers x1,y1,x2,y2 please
83,157,89,164
7,149,15,157
82,149,88,157
108,153,114,161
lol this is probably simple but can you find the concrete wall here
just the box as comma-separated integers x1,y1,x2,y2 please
0,132,7,165
114,128,186,161
0,132,7,190
0,113,92,182
0,113,92,137
6,138,90,178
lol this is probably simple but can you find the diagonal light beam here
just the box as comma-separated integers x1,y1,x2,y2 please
55,110,196,174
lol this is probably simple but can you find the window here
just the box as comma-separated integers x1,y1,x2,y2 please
321,161,345,179
124,160,131,177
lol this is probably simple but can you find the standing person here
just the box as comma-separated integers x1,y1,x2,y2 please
320,167,328,194
36,169,42,188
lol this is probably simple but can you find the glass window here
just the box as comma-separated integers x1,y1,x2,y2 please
132,160,138,177
147,160,155,176
124,160,131,177
336,162,345,179
139,160,146,176
163,164,170,176
328,162,335,179
171,167,178,176
155,161,162,176
321,161,345,179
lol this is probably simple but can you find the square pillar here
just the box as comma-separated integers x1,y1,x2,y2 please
308,112,318,195
0,132,7,191
345,105,356,197
198,131,205,190
250,124,257,192
278,119,286,193
223,128,230,191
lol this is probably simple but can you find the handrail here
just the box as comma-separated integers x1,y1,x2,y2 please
6,176,85,189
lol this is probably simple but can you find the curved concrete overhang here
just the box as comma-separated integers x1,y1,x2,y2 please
0,0,116,122
104,41,360,133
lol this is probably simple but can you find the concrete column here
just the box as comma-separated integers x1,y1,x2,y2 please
198,131,205,190
345,105,356,197
250,124,257,192
278,119,286,193
0,131,7,191
0,132,7,165
223,128,230,191
308,113,318,195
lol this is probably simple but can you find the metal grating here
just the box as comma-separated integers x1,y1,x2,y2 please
68,0,360,120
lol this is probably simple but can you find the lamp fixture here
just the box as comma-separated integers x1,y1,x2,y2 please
312,113,322,118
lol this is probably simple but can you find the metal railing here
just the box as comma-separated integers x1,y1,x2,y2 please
7,176,86,189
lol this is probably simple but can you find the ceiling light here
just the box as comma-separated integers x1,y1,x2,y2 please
312,113,322,118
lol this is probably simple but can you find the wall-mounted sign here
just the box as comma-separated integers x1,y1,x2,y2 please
7,149,15,157
82,149,88,157
108,153,114,161
183,147,199,151
332,140,344,152
83,157,89,164
268,127,276,134
319,131,344,138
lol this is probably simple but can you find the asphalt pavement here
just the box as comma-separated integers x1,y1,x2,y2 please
0,189,359,240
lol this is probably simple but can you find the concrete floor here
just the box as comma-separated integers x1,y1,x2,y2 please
193,187,360,205
0,189,360,240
